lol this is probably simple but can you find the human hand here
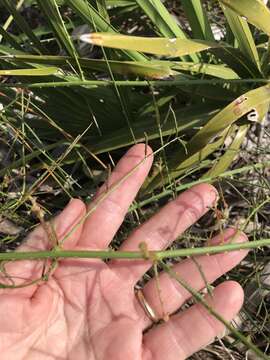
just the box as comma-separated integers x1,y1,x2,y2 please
0,144,248,360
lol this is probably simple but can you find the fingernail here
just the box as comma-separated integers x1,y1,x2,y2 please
207,186,219,207
68,198,75,206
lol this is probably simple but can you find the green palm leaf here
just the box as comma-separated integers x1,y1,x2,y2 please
144,84,270,192
220,0,270,36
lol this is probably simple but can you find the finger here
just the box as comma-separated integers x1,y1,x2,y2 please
142,281,244,360
111,184,218,282
20,199,86,251
0,282,54,335
139,228,248,328
79,144,153,249
0,199,86,296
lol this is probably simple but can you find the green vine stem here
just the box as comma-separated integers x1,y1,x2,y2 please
0,78,269,89
0,238,269,262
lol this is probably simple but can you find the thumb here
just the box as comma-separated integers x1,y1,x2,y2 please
0,199,86,296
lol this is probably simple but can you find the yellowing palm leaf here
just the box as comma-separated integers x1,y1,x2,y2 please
80,33,218,57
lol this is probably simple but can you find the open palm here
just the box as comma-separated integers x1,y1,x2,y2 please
0,144,248,360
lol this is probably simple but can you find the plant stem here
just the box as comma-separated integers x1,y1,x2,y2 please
0,238,269,261
0,79,269,89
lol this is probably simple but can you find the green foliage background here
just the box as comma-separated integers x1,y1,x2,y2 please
0,1,270,358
